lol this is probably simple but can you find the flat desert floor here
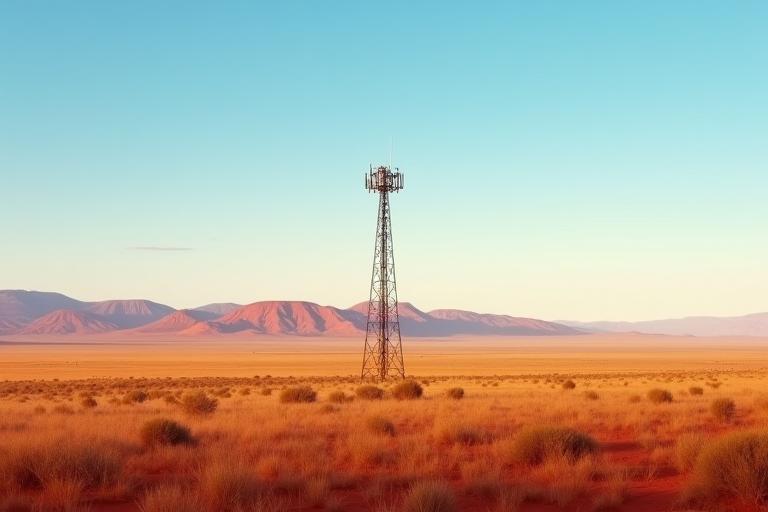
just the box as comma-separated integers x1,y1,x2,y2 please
2,334,768,512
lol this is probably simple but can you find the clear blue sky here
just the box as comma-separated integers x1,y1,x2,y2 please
1,1,766,321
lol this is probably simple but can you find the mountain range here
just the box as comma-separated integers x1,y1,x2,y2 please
0,290,580,337
561,313,768,337
4,290,768,338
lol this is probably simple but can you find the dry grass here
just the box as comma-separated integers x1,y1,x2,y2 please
391,380,424,400
647,388,673,404
140,418,193,447
180,391,218,415
507,426,599,465
402,480,457,512
688,430,768,506
278,385,317,403
710,397,736,422
1,367,768,510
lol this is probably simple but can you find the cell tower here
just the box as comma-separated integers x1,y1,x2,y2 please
361,164,405,381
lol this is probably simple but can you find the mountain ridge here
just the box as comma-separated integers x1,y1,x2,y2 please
0,290,578,338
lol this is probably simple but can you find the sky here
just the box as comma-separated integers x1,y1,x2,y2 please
1,1,767,321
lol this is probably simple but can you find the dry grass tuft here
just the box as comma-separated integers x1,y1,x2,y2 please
646,388,673,404
327,390,352,403
562,380,576,390
402,480,457,512
445,387,464,400
366,416,396,437
80,397,97,409
123,390,149,404
391,380,423,400
689,386,704,395
437,422,487,446
279,386,317,403
140,418,193,447
180,391,218,415
674,433,706,472
139,485,200,512
689,430,768,506
509,426,598,465
198,461,265,510
710,398,736,422
356,385,385,400
0,441,121,491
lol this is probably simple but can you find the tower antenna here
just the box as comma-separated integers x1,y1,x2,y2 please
361,163,405,381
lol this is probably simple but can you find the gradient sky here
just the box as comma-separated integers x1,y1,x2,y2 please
1,1,767,321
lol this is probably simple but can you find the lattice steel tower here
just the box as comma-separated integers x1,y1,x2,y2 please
361,164,405,381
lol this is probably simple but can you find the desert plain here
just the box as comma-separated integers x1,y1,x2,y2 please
2,334,768,512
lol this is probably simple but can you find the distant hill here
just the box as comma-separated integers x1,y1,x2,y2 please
192,303,242,317
83,300,174,329
349,302,580,336
0,290,86,333
18,309,118,335
562,313,768,337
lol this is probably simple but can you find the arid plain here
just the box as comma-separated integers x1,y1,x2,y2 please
3,335,768,512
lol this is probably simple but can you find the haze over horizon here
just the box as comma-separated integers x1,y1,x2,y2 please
2,2,767,321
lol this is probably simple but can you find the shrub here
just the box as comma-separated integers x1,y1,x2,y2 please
674,433,706,472
123,390,149,404
355,385,384,400
392,380,423,400
509,426,598,465
260,387,272,396
140,485,201,512
327,391,352,403
583,391,600,400
710,398,736,422
628,395,642,403
279,386,317,403
689,386,704,396
180,391,218,416
403,480,457,512
647,388,673,404
446,387,464,400
140,418,193,447
80,397,97,409
562,380,576,390
692,431,768,505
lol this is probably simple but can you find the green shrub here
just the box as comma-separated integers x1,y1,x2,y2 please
446,387,464,400
647,388,673,404
279,386,317,403
140,418,193,447
402,480,457,512
180,391,218,415
692,431,768,505
509,426,599,465
392,380,423,400
710,398,736,422
366,416,396,437
355,385,384,400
